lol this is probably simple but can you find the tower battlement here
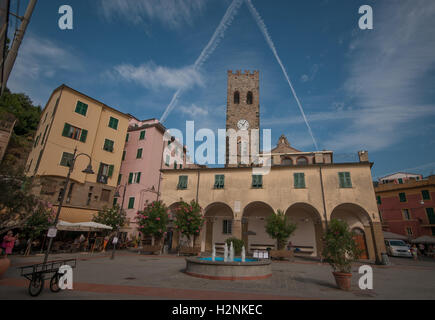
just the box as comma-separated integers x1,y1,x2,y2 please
227,70,259,78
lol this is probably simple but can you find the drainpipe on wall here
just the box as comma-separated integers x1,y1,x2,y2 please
196,169,200,203
319,165,328,228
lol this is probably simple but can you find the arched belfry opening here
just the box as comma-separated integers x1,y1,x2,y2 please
247,91,253,105
234,91,240,104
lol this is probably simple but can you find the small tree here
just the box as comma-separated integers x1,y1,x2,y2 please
322,219,362,273
93,205,127,232
173,200,204,247
135,201,169,246
21,202,56,256
225,237,245,256
265,209,297,250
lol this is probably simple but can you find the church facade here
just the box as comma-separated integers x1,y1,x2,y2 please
160,70,386,263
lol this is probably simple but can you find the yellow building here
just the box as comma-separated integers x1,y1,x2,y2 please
25,85,130,223
160,71,386,263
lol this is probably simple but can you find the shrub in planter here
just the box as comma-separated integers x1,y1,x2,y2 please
225,237,245,256
136,201,169,246
322,219,362,290
265,209,297,250
173,200,204,247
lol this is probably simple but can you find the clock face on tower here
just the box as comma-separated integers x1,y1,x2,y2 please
237,119,249,130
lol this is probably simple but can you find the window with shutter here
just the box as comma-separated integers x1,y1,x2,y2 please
252,175,262,188
139,130,146,140
223,220,232,234
136,148,143,159
399,193,407,202
338,172,352,188
214,175,225,189
122,151,126,161
104,139,114,152
80,129,88,142
135,172,141,184
294,173,305,188
75,101,88,116
377,196,382,205
128,173,134,184
178,176,188,189
128,197,135,209
117,174,122,185
422,190,431,200
426,208,435,224
108,165,114,177
126,133,129,142
108,117,119,130
60,152,74,167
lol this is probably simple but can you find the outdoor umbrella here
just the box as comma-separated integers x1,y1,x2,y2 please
383,231,408,241
411,235,435,244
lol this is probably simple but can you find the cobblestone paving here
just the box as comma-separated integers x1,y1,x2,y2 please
1,252,434,300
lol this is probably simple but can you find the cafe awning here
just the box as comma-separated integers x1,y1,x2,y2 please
57,220,113,232
411,235,435,244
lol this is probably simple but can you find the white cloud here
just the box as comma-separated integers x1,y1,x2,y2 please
99,0,208,29
112,62,204,91
178,104,209,117
327,1,435,152
8,34,83,105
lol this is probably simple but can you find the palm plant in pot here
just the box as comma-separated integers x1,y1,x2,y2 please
322,219,362,290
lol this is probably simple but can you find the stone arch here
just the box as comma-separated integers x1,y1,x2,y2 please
246,91,253,105
330,203,375,260
296,156,308,165
285,203,323,257
242,201,275,251
203,202,234,252
166,201,184,250
281,156,293,166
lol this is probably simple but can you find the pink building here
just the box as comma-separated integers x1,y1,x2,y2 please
116,117,187,235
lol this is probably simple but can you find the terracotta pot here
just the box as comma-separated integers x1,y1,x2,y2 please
332,272,352,290
0,258,11,279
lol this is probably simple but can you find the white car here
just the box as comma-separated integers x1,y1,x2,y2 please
384,239,412,258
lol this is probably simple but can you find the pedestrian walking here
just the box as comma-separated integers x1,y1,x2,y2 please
2,231,17,258
411,244,418,260
102,235,109,252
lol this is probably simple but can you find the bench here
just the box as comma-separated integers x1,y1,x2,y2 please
270,250,293,260
140,245,162,255
292,245,314,255
249,243,275,254
179,246,201,256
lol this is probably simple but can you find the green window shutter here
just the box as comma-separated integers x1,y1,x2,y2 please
344,172,352,187
80,129,88,142
339,172,351,188
422,190,430,200
377,196,382,205
60,152,74,167
126,133,129,142
122,151,126,161
136,172,141,184
41,125,48,145
399,193,407,202
113,197,118,206
128,197,135,209
104,139,114,152
108,165,114,178
140,130,146,140
178,176,188,189
252,175,262,188
398,178,403,184
294,173,305,188
215,175,223,188
136,148,143,159
426,208,435,224
109,117,119,130
75,101,88,116
62,123,71,137
117,174,122,185
128,173,134,184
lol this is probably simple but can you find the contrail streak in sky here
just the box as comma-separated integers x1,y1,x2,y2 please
160,0,244,123
245,0,319,151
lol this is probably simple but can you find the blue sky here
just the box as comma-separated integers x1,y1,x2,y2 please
8,0,435,179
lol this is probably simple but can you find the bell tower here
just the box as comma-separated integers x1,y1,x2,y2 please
225,70,260,166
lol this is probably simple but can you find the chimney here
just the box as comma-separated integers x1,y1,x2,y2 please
358,150,369,162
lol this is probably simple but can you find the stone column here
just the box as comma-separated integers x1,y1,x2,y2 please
370,221,386,264
364,225,376,261
232,219,242,240
314,221,326,258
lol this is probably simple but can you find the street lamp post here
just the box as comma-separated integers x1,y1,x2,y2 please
111,184,127,260
43,147,94,264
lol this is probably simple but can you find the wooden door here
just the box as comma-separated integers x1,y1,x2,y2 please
353,229,368,259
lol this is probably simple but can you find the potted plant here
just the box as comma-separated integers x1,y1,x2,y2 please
173,200,204,255
136,201,169,253
225,237,245,256
265,209,297,254
322,219,362,290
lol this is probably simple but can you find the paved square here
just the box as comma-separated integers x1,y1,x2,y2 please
1,252,434,300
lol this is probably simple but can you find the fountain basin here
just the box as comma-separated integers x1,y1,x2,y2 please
185,257,272,280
